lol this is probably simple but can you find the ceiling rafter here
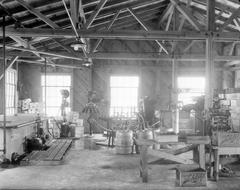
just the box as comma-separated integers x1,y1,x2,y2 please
85,0,108,29
158,3,174,27
219,7,240,32
15,0,81,58
171,0,201,31
127,7,169,54
6,27,240,41
92,10,121,53
160,4,175,53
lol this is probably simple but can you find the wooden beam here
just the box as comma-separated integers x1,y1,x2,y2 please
6,27,240,41
160,6,174,53
85,0,108,29
205,0,215,110
0,45,83,61
172,17,186,52
171,0,201,31
17,59,82,69
15,0,79,56
158,3,174,27
171,0,191,53
91,10,120,53
127,7,169,54
186,136,210,144
0,56,18,81
79,0,86,24
2,49,240,62
148,149,194,164
183,40,198,53
70,0,79,28
219,7,240,32
15,0,59,28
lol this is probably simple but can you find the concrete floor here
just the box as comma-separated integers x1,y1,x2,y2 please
0,137,239,190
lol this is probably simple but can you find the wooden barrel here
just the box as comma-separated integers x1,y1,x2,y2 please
115,130,133,154
137,129,153,140
136,129,154,152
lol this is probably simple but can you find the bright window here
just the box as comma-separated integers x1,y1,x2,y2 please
110,76,139,118
178,77,205,105
41,74,71,116
6,69,17,115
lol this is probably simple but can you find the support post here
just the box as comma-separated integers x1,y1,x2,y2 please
172,58,179,133
205,0,215,110
2,16,6,155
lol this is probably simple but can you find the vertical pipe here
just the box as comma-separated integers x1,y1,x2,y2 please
2,16,6,155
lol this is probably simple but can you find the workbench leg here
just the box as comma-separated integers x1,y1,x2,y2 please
199,144,205,169
140,145,148,183
214,149,219,181
209,147,214,178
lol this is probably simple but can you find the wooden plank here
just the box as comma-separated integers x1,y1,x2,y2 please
167,144,197,155
45,140,61,155
199,144,205,169
186,136,210,144
29,151,41,161
45,140,67,161
135,138,180,146
21,151,37,161
148,149,194,165
140,145,148,183
53,140,72,161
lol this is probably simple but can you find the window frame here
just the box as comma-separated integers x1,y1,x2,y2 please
41,73,72,116
177,76,205,106
5,68,17,115
109,75,139,118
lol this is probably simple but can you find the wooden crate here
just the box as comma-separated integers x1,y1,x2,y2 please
212,132,240,147
176,165,207,187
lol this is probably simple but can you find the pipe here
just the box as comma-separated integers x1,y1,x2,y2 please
2,15,6,155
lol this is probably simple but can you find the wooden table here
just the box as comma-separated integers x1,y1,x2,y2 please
136,136,210,183
211,146,240,181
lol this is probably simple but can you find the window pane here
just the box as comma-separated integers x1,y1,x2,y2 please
5,69,17,116
42,74,71,116
178,77,205,105
110,76,138,118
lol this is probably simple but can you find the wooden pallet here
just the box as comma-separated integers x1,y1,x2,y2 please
21,139,72,165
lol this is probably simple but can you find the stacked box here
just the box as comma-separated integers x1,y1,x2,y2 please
29,102,43,114
67,112,79,123
221,93,240,132
18,99,31,112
